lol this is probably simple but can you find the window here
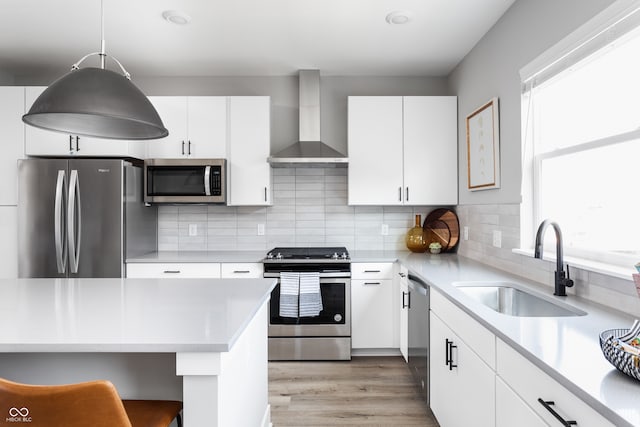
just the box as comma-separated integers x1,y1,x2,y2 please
521,2,640,267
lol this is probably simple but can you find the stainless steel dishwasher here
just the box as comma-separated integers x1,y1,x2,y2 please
407,274,430,403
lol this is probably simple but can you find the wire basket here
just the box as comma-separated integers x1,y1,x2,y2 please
599,329,640,381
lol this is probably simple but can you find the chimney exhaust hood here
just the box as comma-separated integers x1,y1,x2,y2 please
268,70,348,167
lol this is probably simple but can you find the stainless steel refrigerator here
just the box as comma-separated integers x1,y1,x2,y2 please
18,158,157,278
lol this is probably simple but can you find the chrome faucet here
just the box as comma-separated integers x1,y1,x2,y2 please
534,220,574,296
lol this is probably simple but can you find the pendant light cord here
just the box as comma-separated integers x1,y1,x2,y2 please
70,0,131,79
100,0,106,69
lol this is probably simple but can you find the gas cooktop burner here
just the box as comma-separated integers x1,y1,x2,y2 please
265,247,349,261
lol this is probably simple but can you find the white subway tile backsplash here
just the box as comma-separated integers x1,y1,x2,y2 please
157,167,442,251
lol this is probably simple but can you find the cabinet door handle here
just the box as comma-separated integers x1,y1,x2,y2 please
163,270,181,274
364,282,381,285
264,187,268,202
188,140,192,155
75,136,80,151
181,140,185,155
445,339,457,370
398,187,402,202
402,291,410,309
69,135,73,152
363,270,381,273
233,270,251,274
406,187,409,202
537,399,577,426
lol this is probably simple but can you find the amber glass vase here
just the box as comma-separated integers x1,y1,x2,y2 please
406,214,427,253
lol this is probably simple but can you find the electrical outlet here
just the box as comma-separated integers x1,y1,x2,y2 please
188,224,198,236
257,223,265,236
463,226,469,241
492,230,502,248
381,224,389,236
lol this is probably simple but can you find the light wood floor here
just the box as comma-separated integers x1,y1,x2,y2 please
268,356,440,426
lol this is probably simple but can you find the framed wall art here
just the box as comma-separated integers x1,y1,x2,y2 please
466,97,500,191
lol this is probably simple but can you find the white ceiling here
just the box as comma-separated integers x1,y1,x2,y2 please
0,0,516,78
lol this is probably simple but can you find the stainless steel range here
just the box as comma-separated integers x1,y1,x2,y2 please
264,247,351,361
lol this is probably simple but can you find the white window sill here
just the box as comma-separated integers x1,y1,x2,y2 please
512,248,635,281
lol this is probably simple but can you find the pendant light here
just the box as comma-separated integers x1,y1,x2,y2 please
22,0,168,140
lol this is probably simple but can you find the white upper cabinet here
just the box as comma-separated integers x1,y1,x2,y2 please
24,86,139,158
348,96,404,205
403,96,457,205
0,87,25,206
146,96,226,159
348,96,458,205
226,96,271,206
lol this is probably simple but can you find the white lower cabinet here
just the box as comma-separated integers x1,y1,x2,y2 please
351,279,394,349
496,377,547,427
496,339,615,427
398,265,409,362
429,311,495,427
351,263,395,350
220,263,263,278
126,263,221,278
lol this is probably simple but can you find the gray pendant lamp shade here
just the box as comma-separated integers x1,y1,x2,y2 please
22,67,168,140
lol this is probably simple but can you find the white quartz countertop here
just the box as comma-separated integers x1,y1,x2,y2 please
127,250,404,264
0,278,276,353
127,251,267,263
398,252,640,427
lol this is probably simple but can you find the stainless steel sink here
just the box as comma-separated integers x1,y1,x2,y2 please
453,282,586,317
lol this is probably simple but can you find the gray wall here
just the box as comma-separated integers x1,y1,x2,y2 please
0,70,14,85
449,0,614,205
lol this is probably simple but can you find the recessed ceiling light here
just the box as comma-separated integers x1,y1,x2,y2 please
162,10,192,25
385,10,412,25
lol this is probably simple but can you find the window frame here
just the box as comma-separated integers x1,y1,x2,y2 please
520,0,640,272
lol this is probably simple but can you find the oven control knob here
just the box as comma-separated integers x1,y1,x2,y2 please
331,252,339,259
334,314,343,322
341,252,348,259
275,252,283,260
266,252,274,259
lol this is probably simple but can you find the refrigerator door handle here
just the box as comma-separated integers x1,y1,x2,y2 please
54,170,68,274
67,169,82,274
204,166,211,196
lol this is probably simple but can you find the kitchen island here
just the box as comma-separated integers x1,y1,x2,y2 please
0,277,276,427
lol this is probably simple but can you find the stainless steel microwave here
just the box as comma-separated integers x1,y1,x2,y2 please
144,159,226,204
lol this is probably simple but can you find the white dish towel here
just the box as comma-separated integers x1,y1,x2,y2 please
299,272,322,317
279,272,300,318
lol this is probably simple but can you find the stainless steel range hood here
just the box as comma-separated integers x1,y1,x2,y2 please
268,70,348,167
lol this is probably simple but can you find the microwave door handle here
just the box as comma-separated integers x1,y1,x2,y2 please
67,169,82,274
54,170,67,274
204,166,211,196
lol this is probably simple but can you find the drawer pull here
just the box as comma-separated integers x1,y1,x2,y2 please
364,282,381,285
363,270,381,273
537,399,577,426
445,339,457,370
233,270,251,274
163,270,181,274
